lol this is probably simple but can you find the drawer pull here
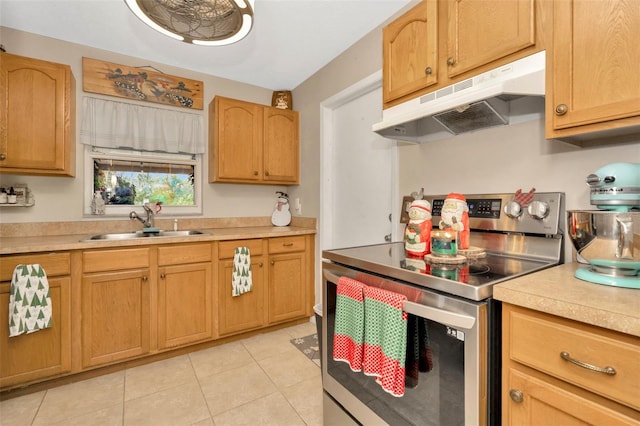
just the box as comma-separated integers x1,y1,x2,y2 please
560,351,616,375
509,389,524,403
283,242,294,247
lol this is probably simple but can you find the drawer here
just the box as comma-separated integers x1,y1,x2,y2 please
268,236,306,254
508,307,640,410
0,252,70,281
83,248,150,273
218,239,263,259
158,243,212,266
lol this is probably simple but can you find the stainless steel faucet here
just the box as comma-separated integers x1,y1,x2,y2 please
129,203,156,228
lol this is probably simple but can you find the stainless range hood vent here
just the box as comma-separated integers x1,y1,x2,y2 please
372,51,546,143
432,99,508,135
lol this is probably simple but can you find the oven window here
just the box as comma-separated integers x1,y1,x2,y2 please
326,281,465,426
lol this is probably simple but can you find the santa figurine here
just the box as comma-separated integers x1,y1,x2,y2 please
405,199,432,257
438,193,470,250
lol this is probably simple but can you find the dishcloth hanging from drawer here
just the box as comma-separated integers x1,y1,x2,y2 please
9,264,52,337
232,247,253,296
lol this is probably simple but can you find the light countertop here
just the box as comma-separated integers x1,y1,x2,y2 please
0,217,316,255
494,263,640,337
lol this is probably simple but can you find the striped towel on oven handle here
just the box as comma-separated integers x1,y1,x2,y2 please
332,277,366,371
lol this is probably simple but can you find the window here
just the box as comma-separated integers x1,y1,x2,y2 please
85,146,202,216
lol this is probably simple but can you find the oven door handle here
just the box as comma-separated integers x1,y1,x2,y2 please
324,267,476,330
402,301,476,330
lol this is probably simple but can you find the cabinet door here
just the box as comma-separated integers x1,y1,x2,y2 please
549,0,640,134
218,256,267,336
268,252,306,324
0,277,71,388
446,0,535,78
210,96,262,182
0,53,75,176
157,262,212,349
383,0,438,103
263,107,299,184
81,270,150,368
505,368,639,426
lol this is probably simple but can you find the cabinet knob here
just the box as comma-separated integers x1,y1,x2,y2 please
271,260,275,265
425,66,433,75
0,153,6,161
447,57,455,66
509,389,524,403
160,273,165,279
265,170,270,176
257,262,263,267
555,104,568,116
143,276,148,281
253,171,259,176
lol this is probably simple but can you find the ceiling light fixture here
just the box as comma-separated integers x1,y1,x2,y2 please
124,0,255,46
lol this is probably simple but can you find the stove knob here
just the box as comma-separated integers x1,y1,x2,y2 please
504,201,522,218
527,200,549,219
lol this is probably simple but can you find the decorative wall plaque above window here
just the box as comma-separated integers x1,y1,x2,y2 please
82,57,204,110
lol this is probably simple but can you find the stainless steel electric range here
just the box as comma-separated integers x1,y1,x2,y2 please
321,192,565,426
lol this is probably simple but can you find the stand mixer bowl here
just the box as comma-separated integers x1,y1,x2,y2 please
567,210,640,270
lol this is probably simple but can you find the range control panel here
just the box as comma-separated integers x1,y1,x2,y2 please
432,198,502,219
425,192,564,236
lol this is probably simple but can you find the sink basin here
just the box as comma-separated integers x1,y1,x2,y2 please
82,229,210,241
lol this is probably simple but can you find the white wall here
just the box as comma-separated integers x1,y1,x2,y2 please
0,27,288,224
397,117,640,261
397,118,639,211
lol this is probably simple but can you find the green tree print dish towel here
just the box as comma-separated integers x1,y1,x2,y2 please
9,264,52,337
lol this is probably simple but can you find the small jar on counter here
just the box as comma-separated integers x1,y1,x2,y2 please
7,187,17,204
0,188,7,204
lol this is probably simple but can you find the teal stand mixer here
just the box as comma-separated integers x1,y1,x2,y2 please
568,162,640,288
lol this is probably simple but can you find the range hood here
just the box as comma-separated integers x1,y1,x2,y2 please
372,51,546,143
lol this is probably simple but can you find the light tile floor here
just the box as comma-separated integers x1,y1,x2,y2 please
0,322,322,426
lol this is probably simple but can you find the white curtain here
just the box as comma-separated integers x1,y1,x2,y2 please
80,97,205,154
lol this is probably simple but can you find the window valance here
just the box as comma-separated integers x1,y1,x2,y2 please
80,97,205,154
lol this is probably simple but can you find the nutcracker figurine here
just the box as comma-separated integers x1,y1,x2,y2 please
404,199,432,257
438,193,470,250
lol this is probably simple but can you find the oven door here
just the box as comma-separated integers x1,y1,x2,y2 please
322,261,495,426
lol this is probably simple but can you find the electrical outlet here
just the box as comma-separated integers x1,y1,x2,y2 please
295,198,301,214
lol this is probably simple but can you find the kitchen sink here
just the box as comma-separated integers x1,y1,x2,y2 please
81,230,210,241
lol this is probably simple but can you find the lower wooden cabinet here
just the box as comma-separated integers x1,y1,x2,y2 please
0,253,72,388
217,235,314,336
502,303,640,425
268,236,308,323
157,244,213,349
81,269,151,368
1,234,314,390
217,239,267,336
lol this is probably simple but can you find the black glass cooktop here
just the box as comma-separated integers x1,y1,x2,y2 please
323,242,554,301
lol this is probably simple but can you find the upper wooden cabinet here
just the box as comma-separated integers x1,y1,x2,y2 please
0,53,76,176
209,96,299,185
383,0,438,103
383,0,542,107
446,0,535,78
546,0,640,143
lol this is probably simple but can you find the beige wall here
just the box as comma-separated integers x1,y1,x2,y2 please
0,27,289,223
